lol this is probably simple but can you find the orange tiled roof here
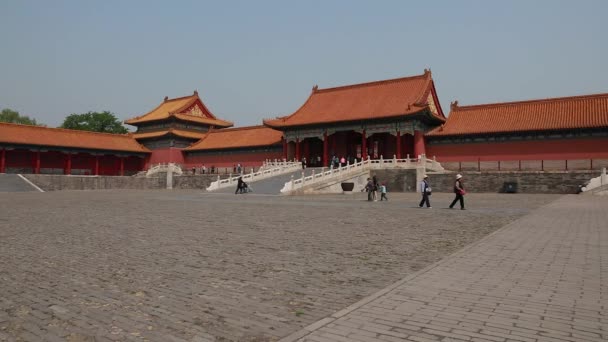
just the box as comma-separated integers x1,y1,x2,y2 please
0,122,150,153
184,126,282,151
125,91,233,128
427,93,608,137
264,70,445,128
131,129,207,140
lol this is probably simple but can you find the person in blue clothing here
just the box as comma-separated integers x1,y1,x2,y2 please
380,182,388,201
419,174,432,208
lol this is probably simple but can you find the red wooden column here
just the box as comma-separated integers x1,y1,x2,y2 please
396,131,402,159
282,137,287,160
0,148,5,173
295,138,301,161
322,132,329,167
119,157,125,176
141,155,149,171
64,153,72,175
361,130,367,160
94,155,100,175
34,151,41,174
413,130,426,158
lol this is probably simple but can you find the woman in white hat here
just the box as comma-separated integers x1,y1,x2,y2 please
419,174,432,208
449,174,466,210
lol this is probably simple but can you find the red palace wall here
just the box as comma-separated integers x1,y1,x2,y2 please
3,148,143,175
426,137,608,162
184,150,283,168
146,148,185,168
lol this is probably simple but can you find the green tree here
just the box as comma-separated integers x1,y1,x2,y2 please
0,108,42,126
60,111,128,134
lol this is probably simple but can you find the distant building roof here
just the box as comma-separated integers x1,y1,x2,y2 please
125,91,233,128
0,122,149,153
264,70,445,128
184,126,282,151
427,93,608,137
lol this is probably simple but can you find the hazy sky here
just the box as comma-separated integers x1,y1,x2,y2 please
1,0,607,129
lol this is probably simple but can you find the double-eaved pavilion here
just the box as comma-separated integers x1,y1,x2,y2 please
125,91,233,165
264,69,446,167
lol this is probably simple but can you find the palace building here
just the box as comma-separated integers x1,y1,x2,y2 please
0,122,148,175
1,70,607,176
263,69,445,166
426,93,608,162
125,91,233,166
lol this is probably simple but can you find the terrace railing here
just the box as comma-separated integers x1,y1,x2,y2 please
582,167,607,194
145,163,183,177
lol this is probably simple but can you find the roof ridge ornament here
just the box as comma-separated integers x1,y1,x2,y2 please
312,85,318,92
193,90,198,96
450,100,459,110
424,68,432,76
164,96,169,102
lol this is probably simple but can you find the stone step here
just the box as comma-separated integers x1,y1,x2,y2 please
215,168,322,195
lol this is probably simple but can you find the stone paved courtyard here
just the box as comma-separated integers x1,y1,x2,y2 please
0,191,559,342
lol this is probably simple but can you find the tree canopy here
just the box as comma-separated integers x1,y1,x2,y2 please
60,111,128,134
0,108,42,126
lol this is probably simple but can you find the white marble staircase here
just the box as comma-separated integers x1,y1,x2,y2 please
281,155,444,195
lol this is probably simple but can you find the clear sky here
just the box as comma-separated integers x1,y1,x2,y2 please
1,0,607,129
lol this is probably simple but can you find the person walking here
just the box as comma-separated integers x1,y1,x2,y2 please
363,178,374,201
449,174,466,210
380,182,388,201
419,174,432,208
372,174,379,201
235,176,244,194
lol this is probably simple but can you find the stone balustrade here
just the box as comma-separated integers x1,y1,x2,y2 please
145,163,183,177
206,160,301,191
280,154,443,194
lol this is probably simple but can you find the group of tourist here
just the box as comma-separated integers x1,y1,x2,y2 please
362,173,467,209
419,173,467,209
192,164,215,174
362,174,388,201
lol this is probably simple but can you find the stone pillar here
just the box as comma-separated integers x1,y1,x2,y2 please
119,157,125,176
323,132,329,167
361,130,367,160
0,148,5,173
34,151,41,174
396,131,402,159
166,164,173,190
413,130,425,158
295,138,301,161
65,153,72,175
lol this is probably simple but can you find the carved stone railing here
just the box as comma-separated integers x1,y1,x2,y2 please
206,161,301,191
280,154,443,194
582,167,607,194
145,163,183,177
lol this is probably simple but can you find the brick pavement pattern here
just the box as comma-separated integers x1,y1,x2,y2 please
283,195,607,342
0,191,557,341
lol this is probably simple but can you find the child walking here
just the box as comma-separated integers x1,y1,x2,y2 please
380,182,388,201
